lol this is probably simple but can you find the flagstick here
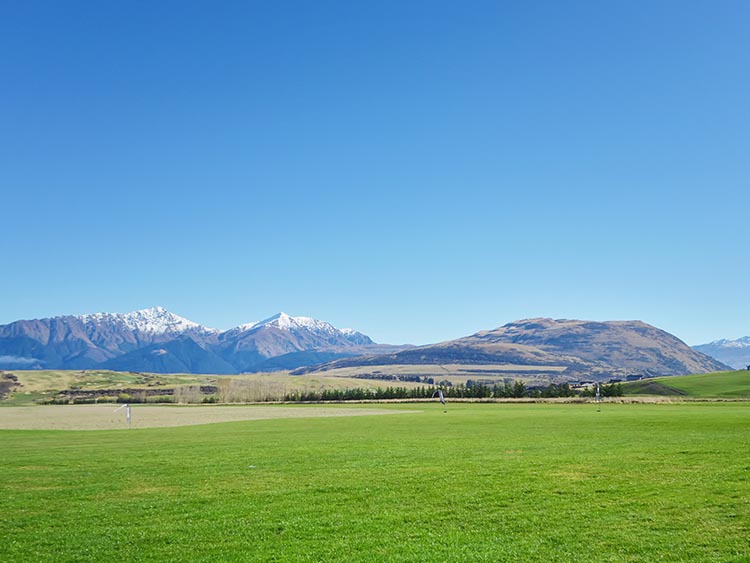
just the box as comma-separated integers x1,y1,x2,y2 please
432,389,447,413
114,403,132,428
596,383,601,413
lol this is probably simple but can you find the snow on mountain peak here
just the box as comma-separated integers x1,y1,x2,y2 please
76,306,215,335
72,308,374,343
232,321,260,332
707,336,750,348
225,313,372,346
254,312,338,333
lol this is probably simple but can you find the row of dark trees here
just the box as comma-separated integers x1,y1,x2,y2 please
578,383,625,397
284,386,436,402
352,373,437,384
283,381,624,402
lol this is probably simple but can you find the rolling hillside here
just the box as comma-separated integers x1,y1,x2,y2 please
623,370,750,398
0,368,432,406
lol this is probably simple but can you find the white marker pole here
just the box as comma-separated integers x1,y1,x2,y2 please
114,403,131,428
432,389,447,413
596,383,601,412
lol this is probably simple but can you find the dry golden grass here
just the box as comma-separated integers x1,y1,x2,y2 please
0,404,420,431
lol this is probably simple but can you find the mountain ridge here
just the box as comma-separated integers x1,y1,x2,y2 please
0,310,733,377
295,317,729,380
0,307,383,373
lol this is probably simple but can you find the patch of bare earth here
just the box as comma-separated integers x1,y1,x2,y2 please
0,405,420,430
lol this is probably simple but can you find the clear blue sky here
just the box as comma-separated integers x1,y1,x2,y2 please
2,1,748,345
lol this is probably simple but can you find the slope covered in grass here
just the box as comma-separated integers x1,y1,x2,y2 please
0,370,220,406
1,369,431,406
624,370,750,398
1,403,749,562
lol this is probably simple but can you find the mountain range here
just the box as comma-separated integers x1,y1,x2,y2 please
0,307,392,374
693,338,750,370
0,307,735,378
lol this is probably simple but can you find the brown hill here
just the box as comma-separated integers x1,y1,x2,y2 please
296,318,729,380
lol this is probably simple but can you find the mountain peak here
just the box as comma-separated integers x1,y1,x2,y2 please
705,336,750,348
259,311,292,324
76,306,214,335
224,313,374,346
140,305,167,314
255,312,334,332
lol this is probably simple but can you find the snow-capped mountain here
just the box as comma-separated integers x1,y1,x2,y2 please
230,312,373,346
701,336,750,348
0,306,217,370
693,337,750,370
256,312,337,332
231,321,260,333
215,312,375,372
340,327,375,346
0,307,378,373
77,306,216,336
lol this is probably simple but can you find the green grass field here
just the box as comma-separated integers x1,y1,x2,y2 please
624,370,750,398
1,402,749,562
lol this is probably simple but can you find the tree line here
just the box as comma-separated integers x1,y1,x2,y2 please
283,381,624,402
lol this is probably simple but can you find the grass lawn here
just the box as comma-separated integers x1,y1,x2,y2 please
1,402,749,562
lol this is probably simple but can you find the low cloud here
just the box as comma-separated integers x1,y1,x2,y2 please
0,355,43,366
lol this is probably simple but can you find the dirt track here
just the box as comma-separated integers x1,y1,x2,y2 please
0,405,420,430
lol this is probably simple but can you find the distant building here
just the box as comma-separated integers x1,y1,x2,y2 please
625,374,643,382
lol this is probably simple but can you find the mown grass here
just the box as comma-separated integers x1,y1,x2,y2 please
624,370,750,398
1,403,749,562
